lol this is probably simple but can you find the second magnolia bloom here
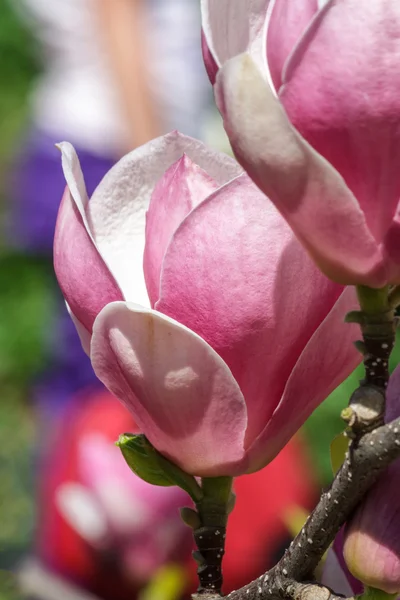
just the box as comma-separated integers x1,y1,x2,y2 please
54,131,359,477
202,0,400,287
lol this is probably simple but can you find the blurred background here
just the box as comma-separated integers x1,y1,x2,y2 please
0,1,399,599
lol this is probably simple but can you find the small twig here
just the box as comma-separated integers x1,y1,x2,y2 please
359,310,394,391
189,477,233,595
218,290,398,600
193,523,227,594
285,581,353,600
225,416,400,600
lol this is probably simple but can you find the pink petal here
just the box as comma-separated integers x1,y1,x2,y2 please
144,155,219,307
88,131,240,305
201,29,218,84
201,0,270,74
281,0,400,245
57,141,90,222
54,187,122,333
330,369,400,595
55,482,109,547
340,366,400,594
246,287,360,471
215,53,387,286
90,302,248,477
157,172,344,447
266,0,318,91
343,463,400,594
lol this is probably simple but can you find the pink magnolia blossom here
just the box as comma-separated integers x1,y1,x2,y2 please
38,389,192,596
57,432,189,582
54,131,359,478
340,366,400,594
201,0,400,286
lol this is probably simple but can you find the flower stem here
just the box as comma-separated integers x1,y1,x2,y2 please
342,286,395,437
192,476,233,595
356,285,394,387
355,285,395,389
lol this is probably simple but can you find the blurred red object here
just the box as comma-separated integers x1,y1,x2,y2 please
36,389,316,599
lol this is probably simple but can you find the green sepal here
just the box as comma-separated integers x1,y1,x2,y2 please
117,433,171,486
356,285,390,315
354,340,367,355
116,433,203,502
345,310,365,324
180,507,202,529
192,550,204,565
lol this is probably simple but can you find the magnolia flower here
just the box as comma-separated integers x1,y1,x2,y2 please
58,432,189,581
38,389,317,597
201,0,400,286
54,131,359,478
340,366,400,594
38,389,191,598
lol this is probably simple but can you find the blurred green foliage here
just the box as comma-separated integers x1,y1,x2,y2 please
0,254,54,382
0,2,46,594
0,570,23,600
0,0,39,163
0,384,36,565
0,257,54,572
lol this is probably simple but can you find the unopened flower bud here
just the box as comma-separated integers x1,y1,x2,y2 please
116,433,203,502
343,366,400,594
343,463,400,594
